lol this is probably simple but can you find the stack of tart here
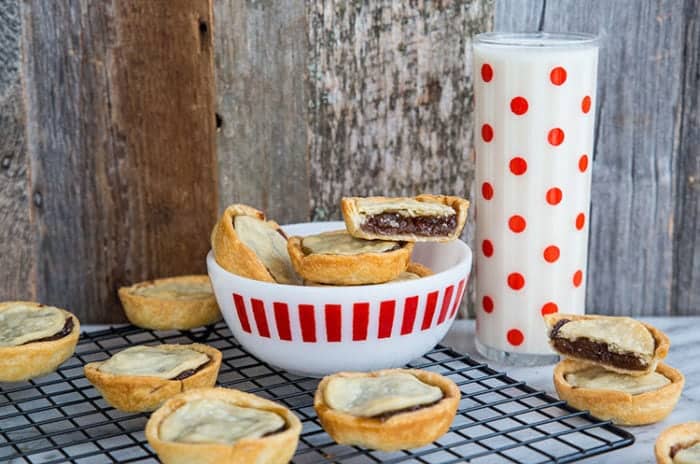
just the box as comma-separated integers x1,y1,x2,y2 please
211,194,469,286
544,314,684,426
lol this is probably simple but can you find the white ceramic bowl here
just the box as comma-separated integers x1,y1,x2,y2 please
207,221,472,377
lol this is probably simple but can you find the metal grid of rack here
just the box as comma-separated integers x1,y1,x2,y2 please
0,322,634,463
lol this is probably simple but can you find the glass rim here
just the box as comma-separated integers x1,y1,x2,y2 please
473,32,600,48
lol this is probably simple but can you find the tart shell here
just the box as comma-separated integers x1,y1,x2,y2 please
314,369,460,451
146,387,301,464
84,343,222,412
118,275,221,330
0,302,80,382
303,262,433,286
553,359,684,426
210,204,281,283
543,313,670,376
287,236,414,285
655,422,700,464
341,194,469,242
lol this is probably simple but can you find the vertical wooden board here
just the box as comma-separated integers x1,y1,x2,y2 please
214,0,309,224
495,0,544,31
0,0,35,301
21,0,218,322
673,0,699,315
497,0,685,316
307,0,493,316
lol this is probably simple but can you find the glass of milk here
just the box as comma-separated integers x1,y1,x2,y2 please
473,32,599,365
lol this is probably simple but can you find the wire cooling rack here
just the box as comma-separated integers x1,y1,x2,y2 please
0,322,634,463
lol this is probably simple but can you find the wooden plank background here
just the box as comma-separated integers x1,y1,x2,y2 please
1,0,698,321
496,0,699,316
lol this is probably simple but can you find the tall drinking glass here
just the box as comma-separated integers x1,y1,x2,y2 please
473,32,599,365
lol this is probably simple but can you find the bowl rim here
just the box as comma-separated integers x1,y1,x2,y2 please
206,221,472,293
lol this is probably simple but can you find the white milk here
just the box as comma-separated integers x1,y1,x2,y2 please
473,33,599,361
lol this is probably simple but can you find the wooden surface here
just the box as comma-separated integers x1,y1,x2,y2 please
0,0,218,322
496,0,699,316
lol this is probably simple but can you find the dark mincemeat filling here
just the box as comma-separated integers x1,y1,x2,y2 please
370,397,444,421
550,319,648,371
262,424,288,438
362,213,457,237
670,440,699,458
169,358,210,381
23,318,74,345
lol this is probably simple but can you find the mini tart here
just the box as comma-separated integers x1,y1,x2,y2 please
118,275,221,330
146,387,301,464
314,369,460,451
341,194,469,242
553,359,683,426
544,313,670,376
287,230,414,285
0,301,80,382
656,422,700,464
84,344,221,412
210,204,300,284
304,262,433,286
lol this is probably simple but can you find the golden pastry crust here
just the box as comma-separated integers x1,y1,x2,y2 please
655,422,700,464
303,262,433,286
314,369,460,451
146,387,301,464
118,275,221,330
341,194,469,242
0,301,80,382
287,235,414,285
553,359,683,426
543,313,670,376
211,204,285,283
84,344,222,412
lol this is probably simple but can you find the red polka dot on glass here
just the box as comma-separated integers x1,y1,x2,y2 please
541,302,559,315
510,96,529,115
507,272,525,290
543,245,560,263
508,215,526,233
573,270,583,287
548,128,565,146
550,66,567,85
481,124,494,142
481,182,494,200
482,239,494,257
546,187,563,205
579,154,589,172
507,329,524,346
482,296,494,313
582,95,592,113
509,156,527,175
576,213,586,230
481,63,493,82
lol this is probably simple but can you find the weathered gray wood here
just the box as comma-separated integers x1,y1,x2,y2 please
496,0,698,316
673,0,700,314
18,0,218,322
0,0,35,302
214,0,310,224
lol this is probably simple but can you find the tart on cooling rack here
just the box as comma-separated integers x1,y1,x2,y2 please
84,344,221,412
287,230,414,285
146,387,301,464
655,422,700,464
314,369,460,451
553,359,683,426
341,194,469,242
210,204,300,284
304,262,433,286
118,275,221,330
0,301,81,382
544,313,669,376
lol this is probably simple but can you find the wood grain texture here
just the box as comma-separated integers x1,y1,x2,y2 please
496,0,699,315
673,0,700,314
0,0,35,301
20,0,218,322
214,0,310,224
